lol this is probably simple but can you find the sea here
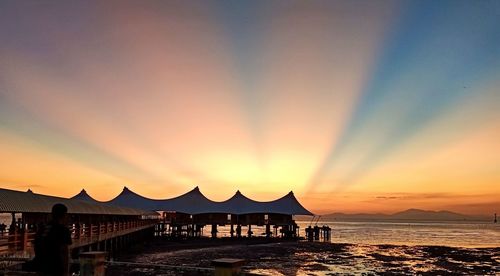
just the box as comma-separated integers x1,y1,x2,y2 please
114,222,500,275
2,213,498,248
202,220,500,248
296,221,500,248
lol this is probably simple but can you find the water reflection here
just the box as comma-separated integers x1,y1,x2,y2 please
244,243,499,275
199,220,500,247
107,240,499,275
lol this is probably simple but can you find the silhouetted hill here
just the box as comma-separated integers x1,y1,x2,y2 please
390,209,471,221
302,209,490,222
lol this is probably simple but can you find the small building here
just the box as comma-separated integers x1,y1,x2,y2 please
72,186,314,239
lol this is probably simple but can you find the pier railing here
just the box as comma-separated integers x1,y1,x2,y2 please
0,220,157,256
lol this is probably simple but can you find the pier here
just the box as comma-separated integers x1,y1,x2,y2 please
0,188,158,260
1,186,315,274
73,187,313,240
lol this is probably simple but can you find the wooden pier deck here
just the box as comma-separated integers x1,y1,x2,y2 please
0,187,159,258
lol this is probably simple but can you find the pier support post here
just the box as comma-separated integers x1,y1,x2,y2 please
212,258,245,276
211,224,218,239
10,213,16,232
236,224,241,238
21,229,28,252
80,251,107,276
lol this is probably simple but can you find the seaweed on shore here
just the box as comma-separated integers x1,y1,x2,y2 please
107,241,500,276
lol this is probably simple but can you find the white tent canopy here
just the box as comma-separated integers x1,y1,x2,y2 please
0,187,155,216
72,187,314,216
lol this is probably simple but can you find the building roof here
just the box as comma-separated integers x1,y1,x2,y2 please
0,188,155,216
72,186,314,216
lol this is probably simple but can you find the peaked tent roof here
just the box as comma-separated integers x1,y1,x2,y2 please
262,191,314,216
159,186,219,214
71,189,100,203
107,187,162,211
0,188,155,216
73,187,314,216
216,191,313,215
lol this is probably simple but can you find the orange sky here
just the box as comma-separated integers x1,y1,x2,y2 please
0,1,498,215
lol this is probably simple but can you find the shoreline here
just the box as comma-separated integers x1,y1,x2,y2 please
108,239,500,275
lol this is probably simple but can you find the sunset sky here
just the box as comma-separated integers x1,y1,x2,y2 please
0,1,498,215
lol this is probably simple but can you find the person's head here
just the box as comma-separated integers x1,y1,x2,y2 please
51,203,68,222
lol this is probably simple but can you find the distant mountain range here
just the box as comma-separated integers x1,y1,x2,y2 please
301,209,492,222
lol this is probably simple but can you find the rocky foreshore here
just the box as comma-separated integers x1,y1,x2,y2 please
107,239,500,275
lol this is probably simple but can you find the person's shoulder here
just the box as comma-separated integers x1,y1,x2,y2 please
47,223,72,245
58,224,73,245
59,224,71,234
49,223,70,234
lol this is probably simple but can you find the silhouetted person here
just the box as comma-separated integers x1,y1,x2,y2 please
34,203,72,276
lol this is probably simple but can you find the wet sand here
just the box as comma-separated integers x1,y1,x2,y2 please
108,240,500,275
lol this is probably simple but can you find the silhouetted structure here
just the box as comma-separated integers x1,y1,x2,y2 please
72,186,314,239
305,226,313,241
305,224,331,242
495,213,497,224
0,187,158,259
321,225,332,241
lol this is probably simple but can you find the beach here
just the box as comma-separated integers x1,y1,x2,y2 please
107,240,500,275
107,221,500,275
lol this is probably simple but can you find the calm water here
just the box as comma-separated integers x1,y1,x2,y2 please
296,221,500,248
2,213,498,248
204,220,500,248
